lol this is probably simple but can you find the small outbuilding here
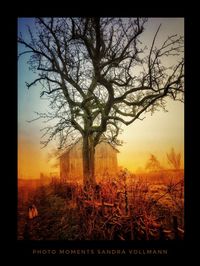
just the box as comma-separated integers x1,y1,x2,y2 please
60,139,119,183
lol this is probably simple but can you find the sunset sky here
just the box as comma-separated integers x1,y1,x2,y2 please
18,17,184,179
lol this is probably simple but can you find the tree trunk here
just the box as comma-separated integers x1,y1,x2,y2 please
82,135,96,189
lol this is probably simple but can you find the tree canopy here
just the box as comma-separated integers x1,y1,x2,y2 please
18,18,184,185
18,17,184,150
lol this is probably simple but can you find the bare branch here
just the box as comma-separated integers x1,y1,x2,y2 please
18,17,184,152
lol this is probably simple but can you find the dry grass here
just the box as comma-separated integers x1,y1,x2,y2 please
18,169,184,240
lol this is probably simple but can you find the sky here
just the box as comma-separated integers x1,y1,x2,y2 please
18,17,184,179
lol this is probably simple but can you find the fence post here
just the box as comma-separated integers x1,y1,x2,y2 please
173,216,179,239
101,199,105,216
124,184,128,215
23,222,30,240
129,205,134,240
180,180,183,198
159,226,165,240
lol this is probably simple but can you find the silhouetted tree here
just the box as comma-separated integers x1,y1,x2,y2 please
145,154,163,172
18,18,184,187
166,148,181,170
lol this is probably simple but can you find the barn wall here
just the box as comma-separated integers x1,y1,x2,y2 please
60,140,118,183
60,152,70,182
68,141,83,181
95,142,118,177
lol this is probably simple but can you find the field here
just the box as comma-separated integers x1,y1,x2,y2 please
18,169,184,240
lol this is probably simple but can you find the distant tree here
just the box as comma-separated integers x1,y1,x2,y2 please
145,154,162,172
18,18,184,187
166,148,181,170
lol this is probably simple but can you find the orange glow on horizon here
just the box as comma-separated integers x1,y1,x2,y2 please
18,99,184,179
18,136,58,179
118,100,184,172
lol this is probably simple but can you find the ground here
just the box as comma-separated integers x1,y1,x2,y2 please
18,169,184,240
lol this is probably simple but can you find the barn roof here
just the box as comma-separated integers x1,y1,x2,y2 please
59,137,119,159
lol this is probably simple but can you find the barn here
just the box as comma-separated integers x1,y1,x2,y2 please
60,138,119,183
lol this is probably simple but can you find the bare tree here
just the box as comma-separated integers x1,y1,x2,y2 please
166,148,181,170
145,154,163,172
18,17,184,187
